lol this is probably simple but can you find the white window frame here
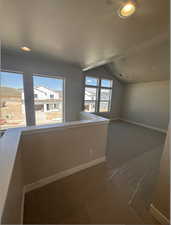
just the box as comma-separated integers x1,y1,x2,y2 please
83,76,113,113
0,70,66,130
33,73,65,125
0,70,27,130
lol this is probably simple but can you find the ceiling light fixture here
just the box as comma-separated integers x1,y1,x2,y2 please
118,0,136,18
21,46,31,52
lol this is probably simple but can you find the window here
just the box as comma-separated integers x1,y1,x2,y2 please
99,88,112,112
0,71,26,130
84,87,97,112
85,77,98,86
33,75,64,125
101,79,113,88
47,104,50,111
84,77,113,113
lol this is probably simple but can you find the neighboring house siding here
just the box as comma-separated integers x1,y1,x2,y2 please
34,87,59,100
22,87,62,113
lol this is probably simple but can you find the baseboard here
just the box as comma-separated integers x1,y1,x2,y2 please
24,157,106,193
150,204,169,224
120,119,167,133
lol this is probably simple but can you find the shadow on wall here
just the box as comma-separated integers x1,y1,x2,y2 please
1,113,109,224
121,81,169,130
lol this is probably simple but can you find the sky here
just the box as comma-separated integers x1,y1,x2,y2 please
1,72,63,91
1,72,24,89
33,76,63,91
1,72,112,91
86,76,112,87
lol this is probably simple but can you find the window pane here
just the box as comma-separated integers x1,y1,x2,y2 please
99,102,110,112
0,71,26,129
33,75,64,125
85,77,98,86
101,79,113,88
100,89,112,101
84,87,97,100
84,101,96,112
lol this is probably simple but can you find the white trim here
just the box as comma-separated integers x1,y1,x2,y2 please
150,204,170,224
22,120,109,136
24,157,106,193
120,118,167,133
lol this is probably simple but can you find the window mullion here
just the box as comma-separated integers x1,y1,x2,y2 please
23,73,36,126
97,79,101,112
83,76,113,113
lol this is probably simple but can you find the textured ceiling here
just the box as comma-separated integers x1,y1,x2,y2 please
0,0,170,82
108,34,170,82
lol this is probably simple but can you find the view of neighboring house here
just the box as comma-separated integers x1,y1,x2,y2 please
22,86,63,113
24,86,63,125
1,84,108,129
84,88,111,112
0,86,63,129
84,88,97,112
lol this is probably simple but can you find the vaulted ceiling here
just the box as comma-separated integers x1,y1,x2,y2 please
0,0,169,82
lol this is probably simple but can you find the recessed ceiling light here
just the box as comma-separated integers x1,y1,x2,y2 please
118,1,136,18
21,46,31,52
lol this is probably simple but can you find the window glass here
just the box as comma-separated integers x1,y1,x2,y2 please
99,102,110,112
0,71,26,129
84,87,97,112
84,101,96,112
33,75,64,125
85,77,98,86
101,79,113,88
84,76,113,113
84,87,97,100
100,89,112,101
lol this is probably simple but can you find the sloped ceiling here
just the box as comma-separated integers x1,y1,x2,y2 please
108,35,170,82
0,0,170,82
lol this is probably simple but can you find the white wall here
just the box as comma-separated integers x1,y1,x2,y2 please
21,122,108,185
121,81,169,130
1,141,24,224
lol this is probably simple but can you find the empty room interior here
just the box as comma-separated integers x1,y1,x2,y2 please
0,0,170,224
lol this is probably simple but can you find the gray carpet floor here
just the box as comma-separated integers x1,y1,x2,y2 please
24,121,166,224
107,121,166,222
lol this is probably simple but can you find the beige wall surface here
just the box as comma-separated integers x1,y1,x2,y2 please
152,126,170,219
21,123,108,185
121,81,169,130
1,142,24,224
1,118,109,224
